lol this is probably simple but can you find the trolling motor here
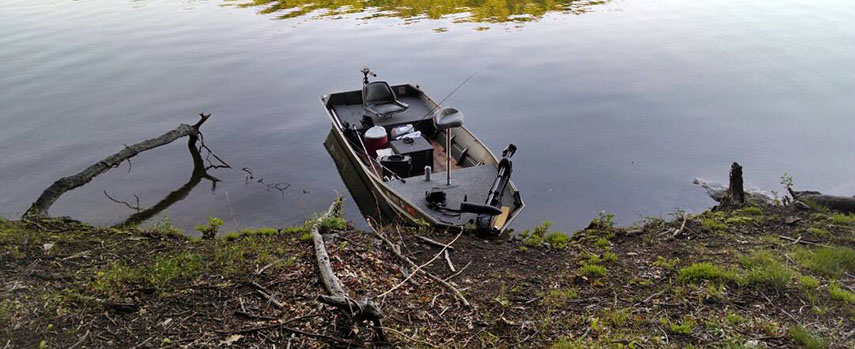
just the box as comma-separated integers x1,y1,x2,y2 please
475,144,517,235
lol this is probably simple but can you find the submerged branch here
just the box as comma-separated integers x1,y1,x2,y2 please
24,113,211,218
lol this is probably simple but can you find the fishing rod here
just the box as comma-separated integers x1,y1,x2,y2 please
415,72,478,124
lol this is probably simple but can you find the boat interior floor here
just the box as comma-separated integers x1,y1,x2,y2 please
386,164,513,226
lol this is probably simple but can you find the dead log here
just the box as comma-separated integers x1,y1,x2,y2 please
789,188,855,214
310,199,385,342
24,114,211,218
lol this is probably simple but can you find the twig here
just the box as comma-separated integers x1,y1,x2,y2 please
377,230,463,298
219,322,354,345
103,190,141,212
368,220,470,307
444,250,456,272
68,330,90,349
443,261,471,282
249,281,284,309
416,235,456,251
234,310,277,321
382,326,438,348
777,235,829,247
670,215,688,239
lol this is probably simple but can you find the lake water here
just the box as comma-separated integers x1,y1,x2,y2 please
2,0,855,234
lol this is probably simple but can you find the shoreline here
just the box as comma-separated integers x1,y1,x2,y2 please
2,202,854,348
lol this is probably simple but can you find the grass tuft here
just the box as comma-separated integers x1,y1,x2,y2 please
789,325,829,349
830,213,855,225
739,251,793,289
794,246,855,278
678,263,738,284
579,264,607,278
828,281,855,303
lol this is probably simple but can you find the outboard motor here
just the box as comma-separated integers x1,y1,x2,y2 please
475,144,517,235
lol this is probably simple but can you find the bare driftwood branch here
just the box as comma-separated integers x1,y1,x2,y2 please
117,133,219,227
310,199,385,342
24,113,211,218
367,220,471,307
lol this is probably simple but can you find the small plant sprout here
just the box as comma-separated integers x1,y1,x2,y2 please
196,216,224,239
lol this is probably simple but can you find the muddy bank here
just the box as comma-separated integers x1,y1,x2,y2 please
2,202,855,348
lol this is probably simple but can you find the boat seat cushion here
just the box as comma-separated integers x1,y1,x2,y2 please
363,81,408,117
434,107,464,130
367,103,406,116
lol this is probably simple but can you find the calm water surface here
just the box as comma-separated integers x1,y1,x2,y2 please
2,0,854,234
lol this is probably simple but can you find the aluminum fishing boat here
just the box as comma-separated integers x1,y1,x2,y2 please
321,68,524,235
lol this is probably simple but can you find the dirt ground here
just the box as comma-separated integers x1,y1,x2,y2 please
2,203,855,348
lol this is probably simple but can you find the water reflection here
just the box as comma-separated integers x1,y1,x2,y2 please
229,0,610,23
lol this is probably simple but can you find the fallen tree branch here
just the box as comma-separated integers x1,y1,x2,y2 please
310,199,385,342
24,113,211,218
789,187,855,214
367,220,471,307
118,133,219,227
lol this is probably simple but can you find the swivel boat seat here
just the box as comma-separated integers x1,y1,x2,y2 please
433,107,464,185
361,67,408,118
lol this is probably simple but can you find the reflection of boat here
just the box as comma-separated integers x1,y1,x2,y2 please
320,69,524,235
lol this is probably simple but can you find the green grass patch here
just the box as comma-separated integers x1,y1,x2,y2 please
299,232,313,242
806,227,831,238
668,317,695,335
735,206,763,216
318,214,346,233
601,252,618,263
545,231,569,249
828,281,855,303
725,216,753,225
830,213,855,225
701,218,728,233
794,246,855,278
652,256,680,270
678,263,738,284
726,311,746,326
594,237,611,248
521,221,552,247
789,325,829,349
739,251,793,289
579,264,607,278
91,252,204,296
543,287,579,305
798,275,820,291
195,216,224,239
